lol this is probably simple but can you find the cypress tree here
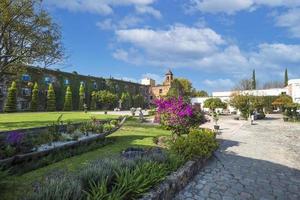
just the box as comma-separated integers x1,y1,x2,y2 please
47,83,56,111
90,91,97,110
4,81,17,112
284,68,288,86
64,86,73,111
252,69,256,90
78,83,85,110
30,82,39,111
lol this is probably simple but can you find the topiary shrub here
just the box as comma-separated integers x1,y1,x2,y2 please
78,83,85,110
63,86,73,111
4,81,17,112
170,129,218,160
46,84,56,111
30,82,39,111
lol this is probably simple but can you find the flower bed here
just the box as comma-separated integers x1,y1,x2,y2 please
0,116,126,173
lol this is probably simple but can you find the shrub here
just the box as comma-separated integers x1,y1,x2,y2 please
103,123,113,132
30,82,39,111
170,129,218,160
79,83,85,110
0,167,9,192
154,97,198,136
46,84,56,111
4,81,17,112
110,119,119,127
28,174,83,200
112,162,167,199
64,86,73,111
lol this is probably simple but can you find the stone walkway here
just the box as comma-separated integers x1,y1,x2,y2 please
175,114,300,200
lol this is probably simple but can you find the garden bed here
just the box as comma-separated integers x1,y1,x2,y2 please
0,117,126,173
140,157,209,200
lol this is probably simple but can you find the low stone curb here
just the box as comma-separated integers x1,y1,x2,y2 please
140,157,209,200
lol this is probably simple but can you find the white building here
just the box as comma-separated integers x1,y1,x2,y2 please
192,79,300,112
141,77,155,86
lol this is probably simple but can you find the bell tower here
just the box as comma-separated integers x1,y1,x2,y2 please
163,69,173,86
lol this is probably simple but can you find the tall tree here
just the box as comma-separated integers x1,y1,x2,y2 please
30,82,38,111
47,83,56,111
252,69,256,89
284,68,288,87
4,81,17,112
64,86,72,111
0,0,64,77
78,83,85,110
192,89,209,97
234,79,253,91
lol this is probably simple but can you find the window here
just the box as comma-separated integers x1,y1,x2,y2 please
20,101,29,110
159,89,163,94
281,92,287,95
150,96,153,100
22,88,31,96
93,82,97,89
44,76,53,84
64,79,69,85
22,74,31,82
0,87,2,94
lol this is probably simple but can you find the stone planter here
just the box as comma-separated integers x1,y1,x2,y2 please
214,125,220,130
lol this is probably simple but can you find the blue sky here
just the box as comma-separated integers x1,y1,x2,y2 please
44,0,300,93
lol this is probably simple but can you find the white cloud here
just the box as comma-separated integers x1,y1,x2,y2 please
203,78,235,91
97,16,143,30
187,0,300,14
116,25,225,57
135,5,162,19
113,25,300,79
45,0,159,16
275,8,300,38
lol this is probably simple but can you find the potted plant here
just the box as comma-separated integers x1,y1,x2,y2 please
213,112,220,130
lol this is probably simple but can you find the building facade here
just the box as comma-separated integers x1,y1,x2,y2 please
0,66,150,112
191,79,300,112
141,70,174,100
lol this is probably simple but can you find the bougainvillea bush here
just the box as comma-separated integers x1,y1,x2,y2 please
154,97,204,136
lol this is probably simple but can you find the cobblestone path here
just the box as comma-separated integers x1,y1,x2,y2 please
175,114,300,200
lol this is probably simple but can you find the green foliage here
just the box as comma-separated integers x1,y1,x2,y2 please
121,92,132,109
28,174,83,200
96,90,118,110
0,0,64,74
284,68,288,87
204,98,227,111
4,81,17,112
272,94,293,110
79,83,85,110
192,90,208,97
0,167,9,193
64,86,73,111
90,91,97,110
47,84,56,111
133,94,145,108
103,123,114,132
252,69,256,89
113,162,168,200
30,82,39,111
230,94,251,119
170,129,218,160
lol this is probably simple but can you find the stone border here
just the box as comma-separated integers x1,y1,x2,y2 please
0,117,126,168
140,157,209,200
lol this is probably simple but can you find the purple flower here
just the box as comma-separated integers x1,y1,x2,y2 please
6,132,24,146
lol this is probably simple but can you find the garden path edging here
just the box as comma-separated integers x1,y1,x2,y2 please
139,156,210,200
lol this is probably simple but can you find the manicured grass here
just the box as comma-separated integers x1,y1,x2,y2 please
2,119,171,200
0,111,117,131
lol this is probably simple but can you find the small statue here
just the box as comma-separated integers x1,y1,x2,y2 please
83,103,88,113
139,110,144,122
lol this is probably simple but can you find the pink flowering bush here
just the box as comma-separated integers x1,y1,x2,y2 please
154,97,203,136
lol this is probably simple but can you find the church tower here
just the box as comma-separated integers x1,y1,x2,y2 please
163,69,173,86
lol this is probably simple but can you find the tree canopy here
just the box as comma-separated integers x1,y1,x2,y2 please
204,98,227,111
0,0,64,76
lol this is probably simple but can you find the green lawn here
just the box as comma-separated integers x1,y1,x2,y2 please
2,119,171,200
0,112,117,131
